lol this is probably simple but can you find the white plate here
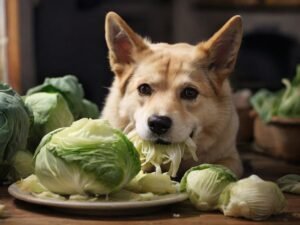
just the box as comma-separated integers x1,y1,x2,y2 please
8,183,188,216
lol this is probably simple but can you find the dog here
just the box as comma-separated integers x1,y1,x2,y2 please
101,12,243,178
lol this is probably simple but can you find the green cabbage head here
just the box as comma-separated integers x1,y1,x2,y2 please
180,164,237,211
0,83,31,180
219,175,286,220
24,92,74,150
34,118,141,195
26,75,99,119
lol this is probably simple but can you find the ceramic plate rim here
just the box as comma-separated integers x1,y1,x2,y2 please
8,183,188,210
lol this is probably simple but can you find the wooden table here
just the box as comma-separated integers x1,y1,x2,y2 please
1,148,300,225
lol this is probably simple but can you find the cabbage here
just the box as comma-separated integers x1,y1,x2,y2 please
11,150,34,179
24,92,74,150
34,118,141,195
127,130,198,177
219,175,286,220
180,164,237,211
251,65,300,122
125,171,177,194
0,83,31,181
17,174,48,193
27,75,100,119
277,174,300,194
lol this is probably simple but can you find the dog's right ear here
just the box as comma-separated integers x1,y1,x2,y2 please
105,12,148,70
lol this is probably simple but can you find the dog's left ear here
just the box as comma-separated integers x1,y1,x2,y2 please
200,16,243,87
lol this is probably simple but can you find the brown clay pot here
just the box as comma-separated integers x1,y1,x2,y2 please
254,116,300,162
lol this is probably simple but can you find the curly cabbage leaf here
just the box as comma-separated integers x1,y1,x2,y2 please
277,174,300,194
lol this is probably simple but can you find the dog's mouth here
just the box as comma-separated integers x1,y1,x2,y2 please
154,130,194,145
155,139,171,145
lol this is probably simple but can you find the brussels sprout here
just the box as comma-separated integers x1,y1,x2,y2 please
219,175,286,220
24,92,74,150
27,75,100,119
127,130,198,177
277,174,300,194
126,171,177,194
180,164,237,211
0,83,31,181
34,119,141,195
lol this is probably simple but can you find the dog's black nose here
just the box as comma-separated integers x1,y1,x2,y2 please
148,115,172,135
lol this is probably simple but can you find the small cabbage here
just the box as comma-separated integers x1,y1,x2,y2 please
34,119,141,195
27,75,100,119
125,171,177,194
127,130,198,177
219,175,286,220
24,92,74,150
277,174,300,194
180,164,237,211
0,83,31,181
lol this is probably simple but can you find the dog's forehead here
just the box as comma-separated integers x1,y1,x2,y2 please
135,43,200,77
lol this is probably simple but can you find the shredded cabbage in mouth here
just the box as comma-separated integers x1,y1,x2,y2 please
126,130,198,177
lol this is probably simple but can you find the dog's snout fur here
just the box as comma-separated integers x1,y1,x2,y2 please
148,115,172,135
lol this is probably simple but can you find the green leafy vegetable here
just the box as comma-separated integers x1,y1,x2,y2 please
277,174,300,194
0,83,31,181
219,175,286,220
11,150,34,179
34,118,141,195
24,92,74,150
180,164,237,211
251,65,300,122
27,75,100,119
127,130,198,177
126,171,177,194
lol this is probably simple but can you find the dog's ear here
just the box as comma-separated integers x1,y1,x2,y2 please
105,12,148,68
199,16,243,87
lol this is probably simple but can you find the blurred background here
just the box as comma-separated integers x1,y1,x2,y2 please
1,0,299,109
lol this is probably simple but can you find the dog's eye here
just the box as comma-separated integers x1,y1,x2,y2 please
138,83,152,96
181,87,199,100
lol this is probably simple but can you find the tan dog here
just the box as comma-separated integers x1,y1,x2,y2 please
102,12,243,177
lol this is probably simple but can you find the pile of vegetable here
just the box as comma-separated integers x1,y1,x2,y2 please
180,164,286,220
17,118,178,200
0,74,293,222
251,65,300,122
0,75,100,182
